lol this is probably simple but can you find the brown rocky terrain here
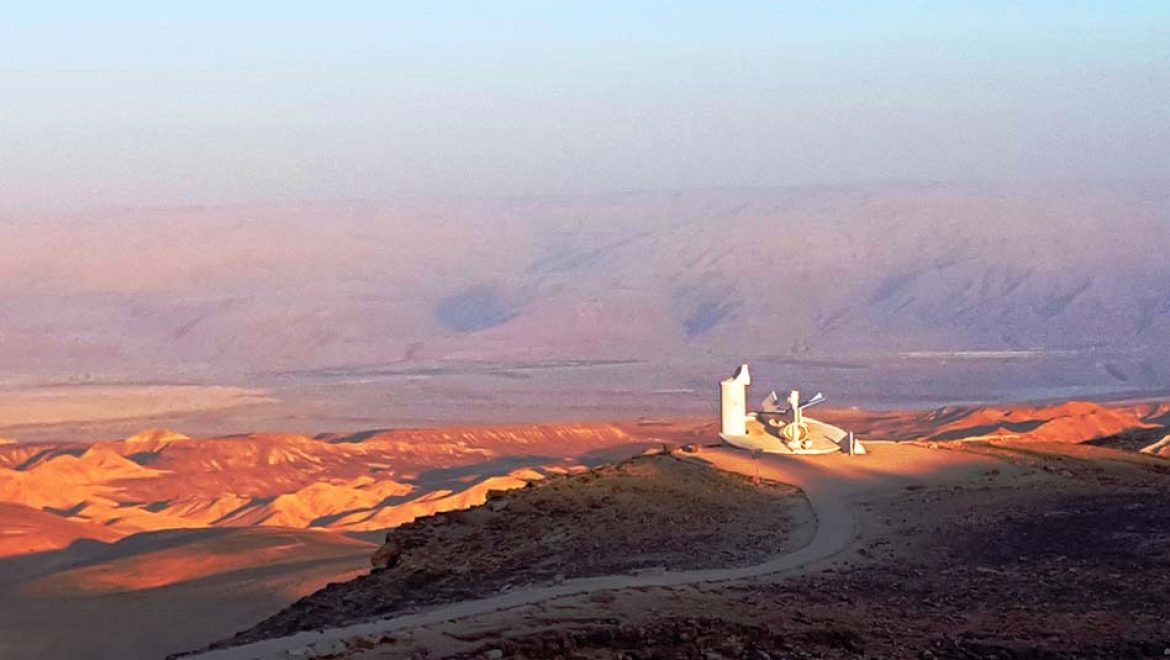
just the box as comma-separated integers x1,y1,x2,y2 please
293,441,1170,660
2,401,1168,660
217,454,812,649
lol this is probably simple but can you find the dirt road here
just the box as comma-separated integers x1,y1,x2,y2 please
185,443,1003,660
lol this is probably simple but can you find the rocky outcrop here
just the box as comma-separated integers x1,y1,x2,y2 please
370,537,402,570
215,454,812,649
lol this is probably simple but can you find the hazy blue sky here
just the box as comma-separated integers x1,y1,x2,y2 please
1,2,1167,211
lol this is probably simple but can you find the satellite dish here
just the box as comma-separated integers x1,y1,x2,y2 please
800,392,826,410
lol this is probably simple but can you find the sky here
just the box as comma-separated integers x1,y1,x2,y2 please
1,1,1167,211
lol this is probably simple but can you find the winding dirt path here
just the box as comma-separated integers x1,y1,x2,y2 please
186,444,998,660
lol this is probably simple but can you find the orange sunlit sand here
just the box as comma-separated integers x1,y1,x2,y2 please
1,400,1168,659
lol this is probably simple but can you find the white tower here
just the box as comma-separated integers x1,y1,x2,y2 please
720,364,751,438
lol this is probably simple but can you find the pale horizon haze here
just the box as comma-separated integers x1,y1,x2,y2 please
2,1,1168,212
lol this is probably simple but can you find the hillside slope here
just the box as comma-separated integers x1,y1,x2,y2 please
213,453,814,650
0,421,669,558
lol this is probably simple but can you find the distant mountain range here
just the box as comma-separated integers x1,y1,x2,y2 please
2,182,1167,398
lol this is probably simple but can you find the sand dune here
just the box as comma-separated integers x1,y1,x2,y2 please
0,502,120,557
218,480,413,529
0,421,658,558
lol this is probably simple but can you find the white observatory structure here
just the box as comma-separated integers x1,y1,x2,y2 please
718,363,864,456
720,364,752,438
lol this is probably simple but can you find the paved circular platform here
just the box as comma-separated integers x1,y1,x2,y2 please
720,416,847,454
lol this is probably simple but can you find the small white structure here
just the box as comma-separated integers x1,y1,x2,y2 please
841,430,867,455
718,363,865,456
720,364,752,438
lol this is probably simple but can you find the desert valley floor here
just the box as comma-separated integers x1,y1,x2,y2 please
0,401,1168,659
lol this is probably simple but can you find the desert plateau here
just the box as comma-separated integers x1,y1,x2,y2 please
0,400,1167,659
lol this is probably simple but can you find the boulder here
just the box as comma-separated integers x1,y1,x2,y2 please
371,537,403,570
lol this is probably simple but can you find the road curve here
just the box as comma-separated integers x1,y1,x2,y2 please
185,449,858,660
